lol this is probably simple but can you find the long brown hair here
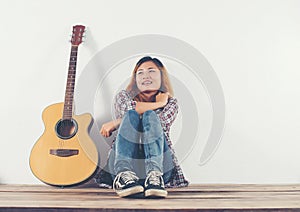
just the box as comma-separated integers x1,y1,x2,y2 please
126,56,174,102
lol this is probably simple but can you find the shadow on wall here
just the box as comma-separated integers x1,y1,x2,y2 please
75,34,226,176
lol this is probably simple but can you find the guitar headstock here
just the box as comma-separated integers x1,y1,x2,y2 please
71,25,85,46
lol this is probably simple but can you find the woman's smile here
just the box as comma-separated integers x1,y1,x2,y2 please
142,80,152,85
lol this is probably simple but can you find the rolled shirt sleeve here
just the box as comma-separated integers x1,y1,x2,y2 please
114,90,137,119
157,97,178,132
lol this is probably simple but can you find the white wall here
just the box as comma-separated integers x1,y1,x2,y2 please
0,0,299,184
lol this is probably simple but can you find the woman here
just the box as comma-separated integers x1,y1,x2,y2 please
97,56,188,198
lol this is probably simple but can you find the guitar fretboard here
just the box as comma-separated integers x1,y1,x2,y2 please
63,45,78,120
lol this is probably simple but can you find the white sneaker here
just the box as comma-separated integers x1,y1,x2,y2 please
144,171,168,198
113,171,144,197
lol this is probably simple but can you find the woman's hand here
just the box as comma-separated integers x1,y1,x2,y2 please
155,92,170,107
100,119,121,137
135,92,170,115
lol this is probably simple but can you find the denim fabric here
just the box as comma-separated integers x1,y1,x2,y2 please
107,110,174,183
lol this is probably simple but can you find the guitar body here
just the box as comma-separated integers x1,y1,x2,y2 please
29,103,99,186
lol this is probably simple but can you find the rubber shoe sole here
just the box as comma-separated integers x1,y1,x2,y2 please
145,188,168,198
116,185,144,198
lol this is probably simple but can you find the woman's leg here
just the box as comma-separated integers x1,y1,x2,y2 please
113,110,142,174
141,110,164,174
109,109,174,181
141,110,172,197
109,110,145,197
162,139,174,184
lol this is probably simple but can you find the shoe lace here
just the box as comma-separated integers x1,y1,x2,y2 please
145,171,164,187
113,171,138,191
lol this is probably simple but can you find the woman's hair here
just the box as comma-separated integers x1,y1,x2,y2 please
126,56,174,102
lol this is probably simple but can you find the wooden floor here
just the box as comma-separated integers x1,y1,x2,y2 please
0,184,299,211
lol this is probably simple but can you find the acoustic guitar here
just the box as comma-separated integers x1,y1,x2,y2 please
29,25,98,187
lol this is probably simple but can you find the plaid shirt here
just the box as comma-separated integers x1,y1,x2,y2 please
113,90,189,188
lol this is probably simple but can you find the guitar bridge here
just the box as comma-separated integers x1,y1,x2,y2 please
50,149,79,157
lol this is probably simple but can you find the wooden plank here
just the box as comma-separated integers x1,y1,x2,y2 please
1,184,300,192
168,184,300,192
0,184,299,211
1,198,300,210
1,192,300,204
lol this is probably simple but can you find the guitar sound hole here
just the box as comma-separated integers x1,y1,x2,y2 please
55,119,78,139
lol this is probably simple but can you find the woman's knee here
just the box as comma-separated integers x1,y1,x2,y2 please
122,110,140,124
123,109,139,118
142,110,162,132
143,110,156,116
120,110,142,132
142,110,160,124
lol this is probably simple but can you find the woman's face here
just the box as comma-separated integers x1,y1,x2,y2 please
135,61,161,93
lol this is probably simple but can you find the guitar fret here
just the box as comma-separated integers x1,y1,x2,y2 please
63,45,79,118
59,25,86,124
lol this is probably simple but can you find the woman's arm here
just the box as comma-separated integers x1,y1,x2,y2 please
100,118,122,137
135,92,169,114
135,102,164,114
100,91,170,137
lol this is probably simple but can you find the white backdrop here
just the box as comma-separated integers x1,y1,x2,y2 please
0,0,299,184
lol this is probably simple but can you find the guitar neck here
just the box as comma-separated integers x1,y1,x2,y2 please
63,45,78,120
